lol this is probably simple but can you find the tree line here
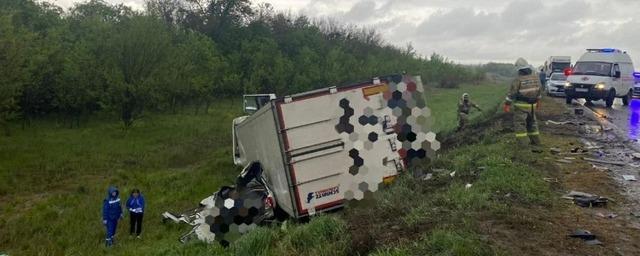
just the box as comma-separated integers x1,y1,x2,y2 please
0,0,484,133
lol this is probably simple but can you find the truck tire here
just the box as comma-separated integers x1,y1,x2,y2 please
565,96,573,105
605,90,615,108
623,89,632,106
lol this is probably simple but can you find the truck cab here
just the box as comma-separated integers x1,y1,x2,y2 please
565,48,635,107
544,56,571,78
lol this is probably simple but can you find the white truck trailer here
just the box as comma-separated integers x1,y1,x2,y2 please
233,74,439,218
163,74,439,244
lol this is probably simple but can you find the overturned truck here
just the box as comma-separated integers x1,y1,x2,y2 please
163,74,440,245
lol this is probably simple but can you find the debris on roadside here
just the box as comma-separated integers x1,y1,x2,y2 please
556,159,573,164
563,191,608,208
629,163,640,168
574,109,584,116
546,120,576,126
568,229,603,246
583,157,625,166
449,171,456,178
632,153,640,160
595,212,618,219
422,173,433,181
465,183,473,189
550,148,561,154
571,147,589,154
591,165,609,172
543,177,559,183
622,175,637,181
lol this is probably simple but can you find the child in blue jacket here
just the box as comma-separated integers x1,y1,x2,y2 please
126,188,145,238
102,186,123,247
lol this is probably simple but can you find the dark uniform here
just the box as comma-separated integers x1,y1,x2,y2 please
506,68,543,145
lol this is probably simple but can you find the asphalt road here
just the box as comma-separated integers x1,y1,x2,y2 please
562,96,640,143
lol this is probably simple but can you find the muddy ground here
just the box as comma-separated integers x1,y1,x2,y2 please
345,97,640,255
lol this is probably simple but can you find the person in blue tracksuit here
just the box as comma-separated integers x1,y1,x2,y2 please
102,186,123,247
126,188,145,238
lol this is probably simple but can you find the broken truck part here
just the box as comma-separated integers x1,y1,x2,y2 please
164,74,439,245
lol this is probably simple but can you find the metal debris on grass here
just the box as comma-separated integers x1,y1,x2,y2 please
583,157,625,166
563,191,608,208
622,175,637,181
569,229,603,246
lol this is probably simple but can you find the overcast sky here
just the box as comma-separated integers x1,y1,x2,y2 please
52,0,640,66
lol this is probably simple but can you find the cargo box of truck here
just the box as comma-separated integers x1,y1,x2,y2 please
232,74,440,218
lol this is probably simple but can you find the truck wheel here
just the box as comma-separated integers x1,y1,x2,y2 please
565,96,573,105
623,89,632,106
605,90,615,108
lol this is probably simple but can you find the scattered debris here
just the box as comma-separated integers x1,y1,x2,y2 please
465,183,473,189
571,147,588,154
631,212,640,218
449,171,456,178
563,191,608,208
633,153,640,159
543,177,559,183
595,212,618,219
550,148,561,154
574,109,584,116
569,229,603,246
583,157,625,166
422,173,433,181
629,163,640,168
591,165,609,172
532,148,543,153
564,157,576,160
546,120,574,125
622,175,637,181
556,159,573,164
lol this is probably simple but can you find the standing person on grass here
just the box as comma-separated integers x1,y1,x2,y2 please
126,188,145,239
102,186,123,247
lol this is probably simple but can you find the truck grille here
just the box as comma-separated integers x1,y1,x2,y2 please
572,83,592,89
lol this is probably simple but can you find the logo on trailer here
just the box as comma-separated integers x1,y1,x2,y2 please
306,186,340,204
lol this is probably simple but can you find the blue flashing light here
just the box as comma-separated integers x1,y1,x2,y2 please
601,48,616,52
634,72,640,79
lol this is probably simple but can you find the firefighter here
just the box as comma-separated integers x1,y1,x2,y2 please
504,59,543,145
457,93,482,131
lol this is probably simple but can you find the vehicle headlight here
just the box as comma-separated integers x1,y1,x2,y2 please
595,82,606,89
565,82,572,88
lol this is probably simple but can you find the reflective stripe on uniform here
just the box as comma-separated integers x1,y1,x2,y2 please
514,103,537,108
515,133,528,138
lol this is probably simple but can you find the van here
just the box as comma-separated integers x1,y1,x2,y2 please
565,48,635,107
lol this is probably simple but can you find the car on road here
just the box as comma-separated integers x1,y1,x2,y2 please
545,73,568,97
565,48,635,107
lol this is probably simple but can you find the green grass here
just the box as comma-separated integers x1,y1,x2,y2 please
0,101,243,255
0,83,511,255
425,83,508,133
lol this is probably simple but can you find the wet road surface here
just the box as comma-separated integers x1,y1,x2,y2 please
566,96,640,144
551,95,640,214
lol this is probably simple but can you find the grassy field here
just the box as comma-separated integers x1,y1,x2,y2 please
0,83,508,255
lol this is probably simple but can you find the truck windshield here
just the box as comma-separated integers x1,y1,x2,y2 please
551,62,570,73
572,62,612,77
